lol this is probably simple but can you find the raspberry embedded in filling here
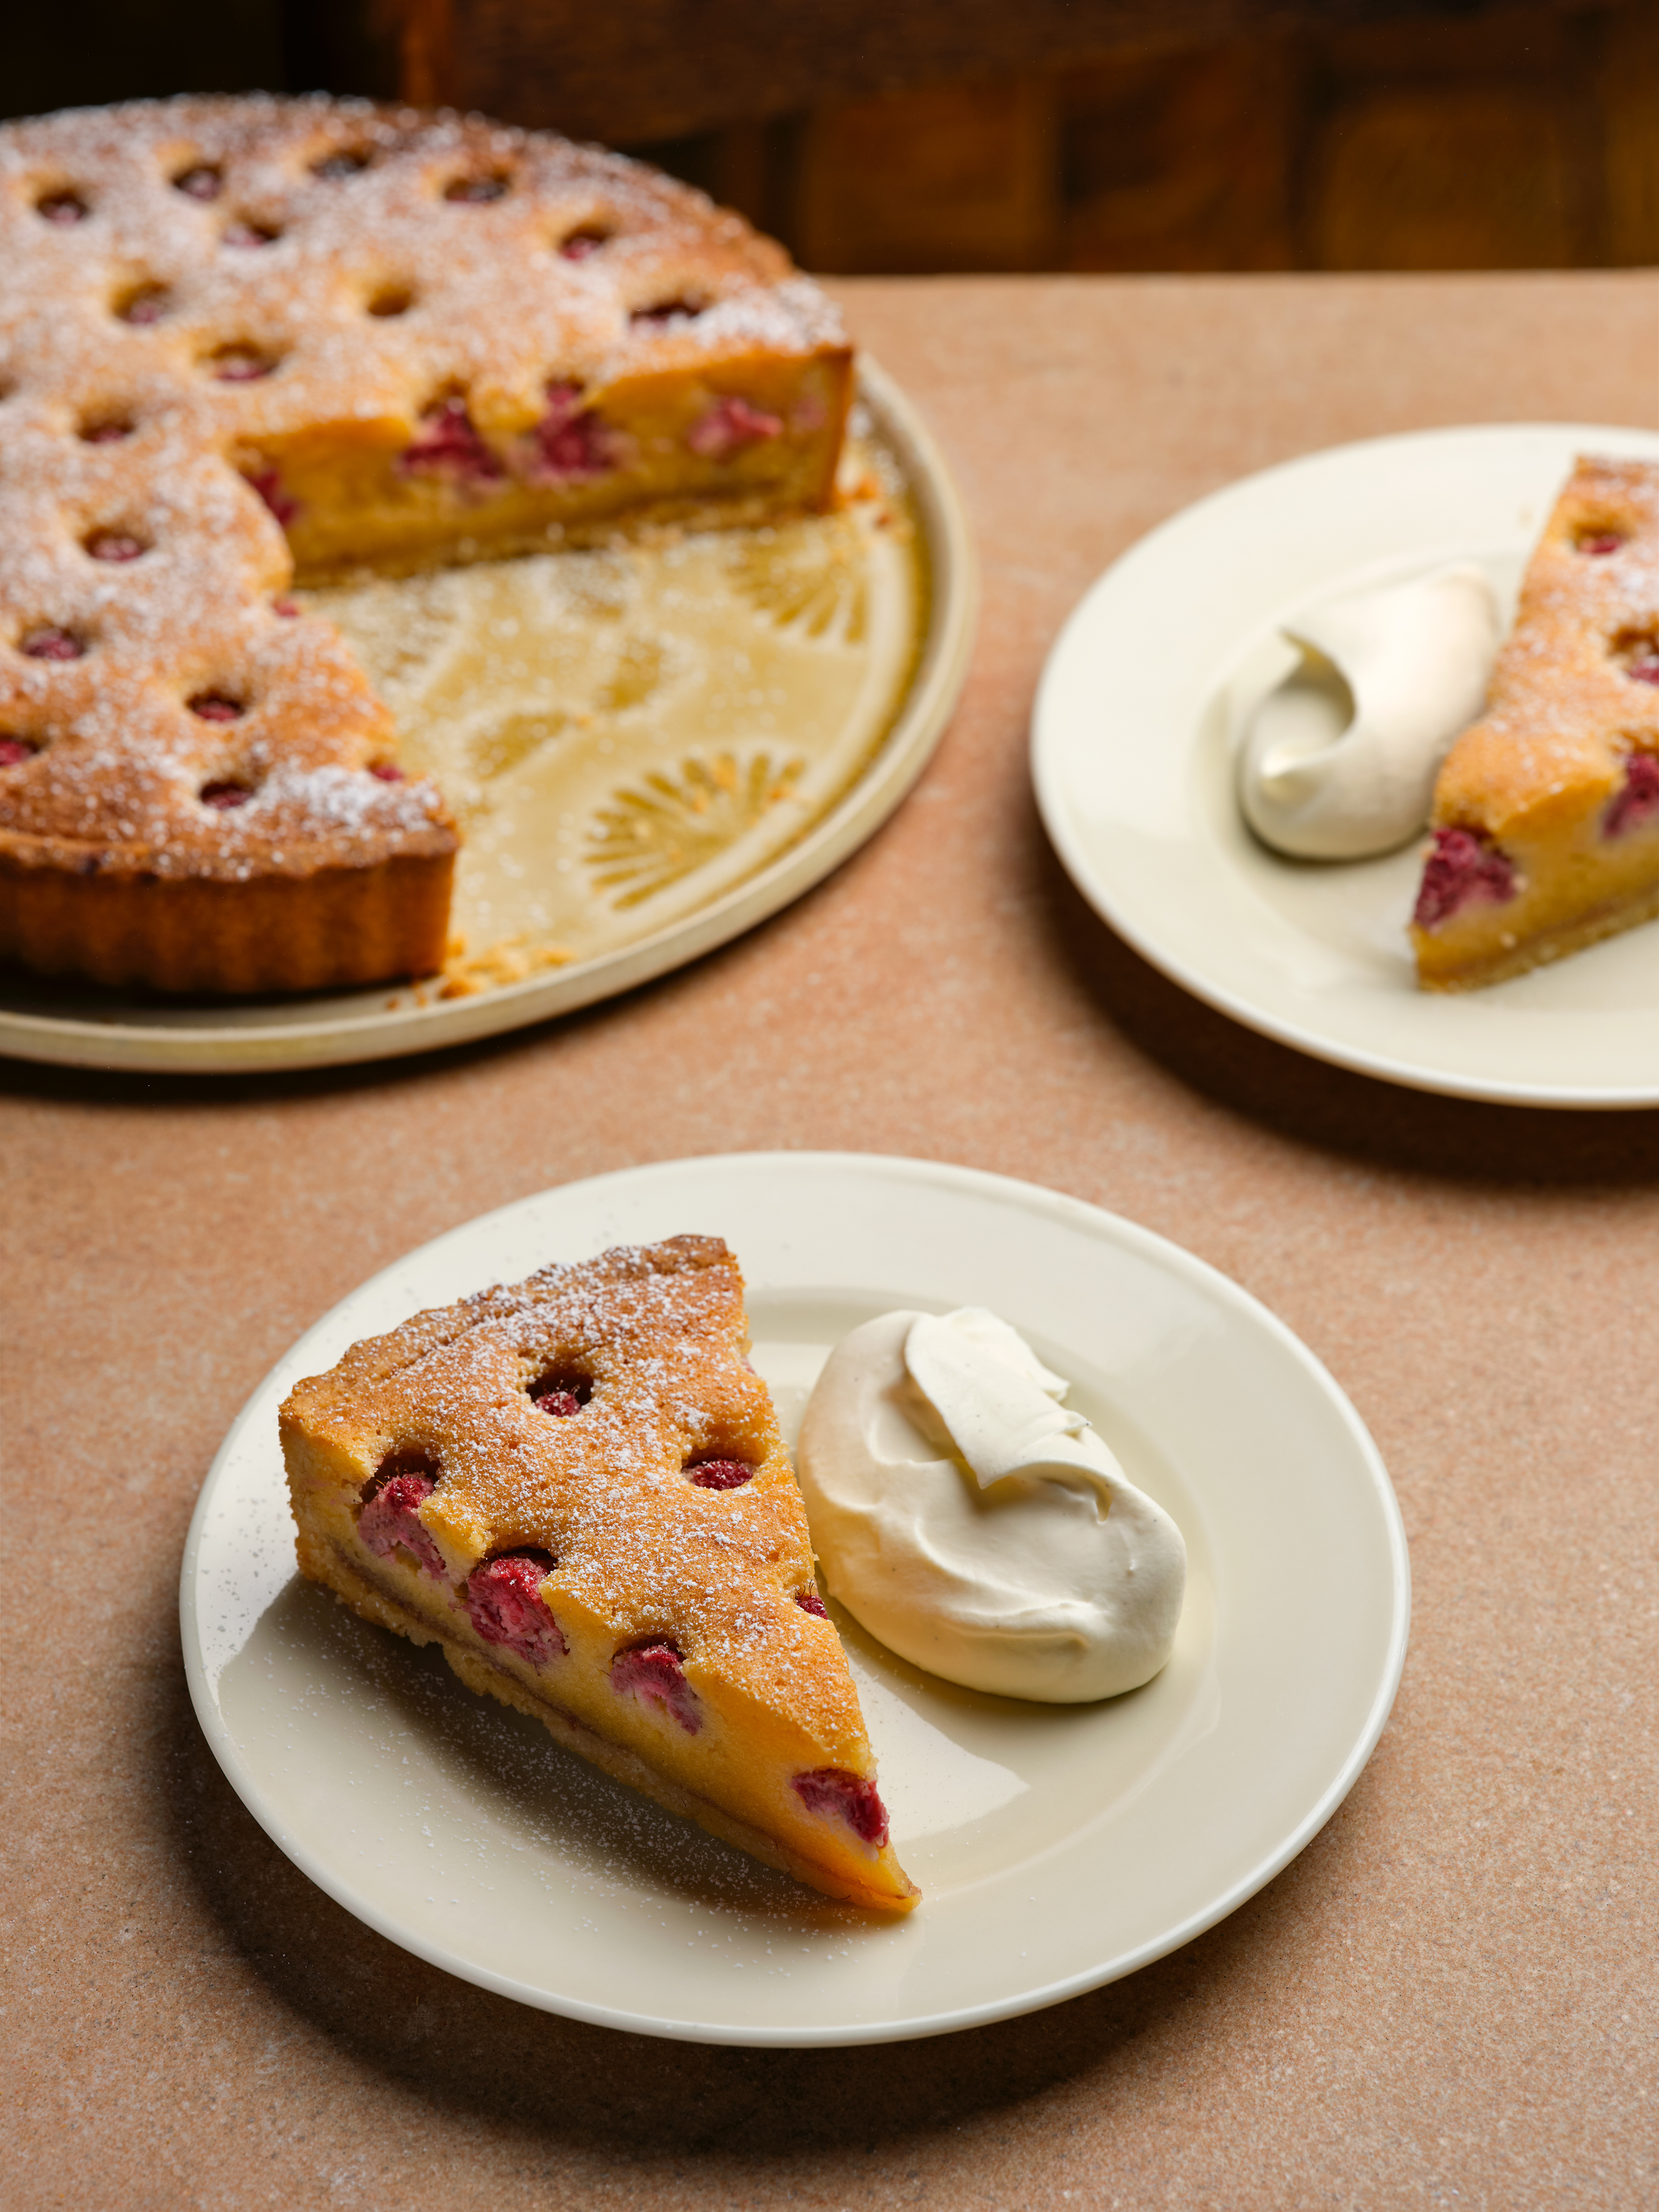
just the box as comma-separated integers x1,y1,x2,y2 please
188,692,243,722
245,466,300,526
222,220,279,249
313,150,371,180
686,395,784,459
368,760,405,782
118,286,169,326
272,595,300,617
792,1766,889,1848
21,626,82,661
400,396,505,484
1603,752,1659,838
444,174,510,203
173,165,222,201
631,299,704,330
199,780,252,808
794,1588,829,1618
0,737,39,767
358,1453,447,1579
559,226,610,259
529,383,622,480
687,1458,754,1489
1579,532,1626,556
464,1549,566,1664
1412,825,1519,930
531,1370,591,1416
610,1642,701,1733
38,192,89,224
1628,655,1659,687
81,418,134,444
85,531,146,563
211,347,276,383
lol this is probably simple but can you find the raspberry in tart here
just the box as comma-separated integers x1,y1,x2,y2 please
1412,456,1659,990
280,1233,917,1914
0,97,853,994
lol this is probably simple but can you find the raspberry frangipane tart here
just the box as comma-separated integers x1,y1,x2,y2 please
1412,456,1659,991
0,96,852,992
280,1233,917,1914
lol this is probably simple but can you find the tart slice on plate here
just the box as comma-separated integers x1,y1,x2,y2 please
280,1232,917,1913
1412,454,1659,990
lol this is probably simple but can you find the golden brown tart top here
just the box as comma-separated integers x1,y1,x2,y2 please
0,96,842,881
1433,455,1659,842
282,1231,873,1753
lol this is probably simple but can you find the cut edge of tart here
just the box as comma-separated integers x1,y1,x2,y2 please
278,1232,919,1916
1411,454,1659,992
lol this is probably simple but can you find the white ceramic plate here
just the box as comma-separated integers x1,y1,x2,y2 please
1,361,975,1076
1032,422,1659,1107
180,1152,1407,2047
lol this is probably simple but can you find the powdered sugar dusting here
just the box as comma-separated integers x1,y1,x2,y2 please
283,1233,870,1756
0,95,847,885
1433,454,1659,840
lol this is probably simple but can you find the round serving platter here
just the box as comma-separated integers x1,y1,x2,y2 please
0,360,975,1075
1032,420,1659,1109
181,1151,1409,2048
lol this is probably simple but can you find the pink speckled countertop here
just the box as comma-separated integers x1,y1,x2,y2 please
6,273,1658,2211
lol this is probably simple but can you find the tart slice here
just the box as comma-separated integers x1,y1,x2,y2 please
1412,454,1659,990
280,1233,917,1913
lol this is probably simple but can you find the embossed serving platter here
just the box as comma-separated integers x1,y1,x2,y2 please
0,361,973,1073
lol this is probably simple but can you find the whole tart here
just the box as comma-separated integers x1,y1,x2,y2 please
280,1233,918,1915
0,97,852,993
1412,455,1659,991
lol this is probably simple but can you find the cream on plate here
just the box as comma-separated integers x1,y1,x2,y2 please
796,1307,1186,1702
1237,561,1501,860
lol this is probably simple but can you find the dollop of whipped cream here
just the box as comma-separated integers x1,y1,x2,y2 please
1238,563,1501,860
796,1308,1187,1703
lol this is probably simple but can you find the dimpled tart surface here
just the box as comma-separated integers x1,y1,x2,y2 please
1412,455,1659,991
280,1232,917,1914
0,97,851,992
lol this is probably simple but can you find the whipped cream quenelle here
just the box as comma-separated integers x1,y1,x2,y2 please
796,1308,1186,1703
1238,562,1502,860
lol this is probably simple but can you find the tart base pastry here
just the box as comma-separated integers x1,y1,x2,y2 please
280,1233,917,1915
0,97,851,994
1412,456,1659,991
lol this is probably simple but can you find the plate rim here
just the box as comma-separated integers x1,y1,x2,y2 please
179,1149,1411,2047
2,358,978,1077
1031,418,1659,1110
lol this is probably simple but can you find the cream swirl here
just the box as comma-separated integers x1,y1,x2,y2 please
796,1308,1186,1703
1238,562,1501,860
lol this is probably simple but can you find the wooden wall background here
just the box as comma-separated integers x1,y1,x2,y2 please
11,0,1659,274
637,5,1659,276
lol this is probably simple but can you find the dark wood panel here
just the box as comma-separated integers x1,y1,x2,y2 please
289,0,1614,145
9,0,281,121
13,0,1647,276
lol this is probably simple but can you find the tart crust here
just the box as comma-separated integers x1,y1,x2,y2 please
280,1233,918,1914
0,842,452,993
